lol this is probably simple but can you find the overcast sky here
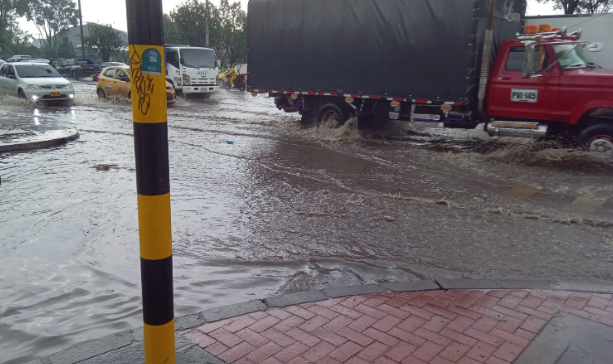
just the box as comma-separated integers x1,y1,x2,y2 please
19,0,561,38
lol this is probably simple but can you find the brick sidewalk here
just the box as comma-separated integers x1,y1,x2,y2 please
182,289,613,364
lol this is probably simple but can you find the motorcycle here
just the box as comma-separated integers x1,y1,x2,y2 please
225,73,247,92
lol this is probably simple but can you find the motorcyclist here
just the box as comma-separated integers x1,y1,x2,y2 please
226,67,237,87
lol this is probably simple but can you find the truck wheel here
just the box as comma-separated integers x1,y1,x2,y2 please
97,88,106,99
218,79,225,88
238,82,246,92
578,123,613,158
317,103,348,127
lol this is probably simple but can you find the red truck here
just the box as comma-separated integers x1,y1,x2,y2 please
247,0,613,157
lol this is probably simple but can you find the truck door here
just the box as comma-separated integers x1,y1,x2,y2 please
488,46,559,121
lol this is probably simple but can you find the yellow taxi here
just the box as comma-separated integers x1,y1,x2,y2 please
96,66,176,104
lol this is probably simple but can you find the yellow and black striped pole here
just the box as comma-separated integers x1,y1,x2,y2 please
125,0,175,363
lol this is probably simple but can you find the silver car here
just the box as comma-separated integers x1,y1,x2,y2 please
0,62,75,103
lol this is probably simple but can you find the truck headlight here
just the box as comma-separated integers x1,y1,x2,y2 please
28,84,41,90
182,73,191,85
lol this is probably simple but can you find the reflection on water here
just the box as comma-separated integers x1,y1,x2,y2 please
1,83,613,363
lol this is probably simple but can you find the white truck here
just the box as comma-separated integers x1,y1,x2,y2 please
164,45,220,96
527,14,613,68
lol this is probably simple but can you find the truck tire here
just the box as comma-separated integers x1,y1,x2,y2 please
317,103,349,127
577,123,613,158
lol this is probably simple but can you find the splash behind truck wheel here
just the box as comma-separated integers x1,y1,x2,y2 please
164,45,220,96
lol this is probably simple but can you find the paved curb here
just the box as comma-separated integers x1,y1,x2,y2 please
0,129,80,153
40,278,613,363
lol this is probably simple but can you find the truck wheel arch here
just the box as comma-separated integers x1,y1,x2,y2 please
572,104,613,126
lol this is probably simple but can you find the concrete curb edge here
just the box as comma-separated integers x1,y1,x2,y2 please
0,130,80,153
41,278,613,363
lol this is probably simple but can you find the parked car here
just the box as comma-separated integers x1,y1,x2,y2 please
10,55,32,62
0,62,75,103
96,66,176,104
57,59,101,80
31,59,51,65
93,63,128,81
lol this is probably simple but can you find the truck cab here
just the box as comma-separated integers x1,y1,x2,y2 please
165,46,219,97
485,32,613,156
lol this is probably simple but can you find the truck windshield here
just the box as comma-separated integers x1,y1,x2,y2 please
179,49,216,68
553,44,587,70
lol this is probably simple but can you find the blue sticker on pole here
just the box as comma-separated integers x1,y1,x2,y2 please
141,48,162,75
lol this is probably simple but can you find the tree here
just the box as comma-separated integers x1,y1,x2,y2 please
580,0,612,13
536,0,612,14
163,0,247,64
0,0,31,51
169,0,209,47
84,24,125,62
57,34,74,58
163,14,181,45
27,0,78,48
217,0,247,65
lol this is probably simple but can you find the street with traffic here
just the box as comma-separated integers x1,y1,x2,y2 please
1,79,612,362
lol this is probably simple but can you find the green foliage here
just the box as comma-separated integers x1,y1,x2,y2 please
84,23,125,62
27,0,78,48
536,0,612,14
169,0,209,47
165,0,247,64
217,0,247,65
57,35,74,58
0,0,32,52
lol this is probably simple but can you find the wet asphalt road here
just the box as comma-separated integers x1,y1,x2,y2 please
1,82,613,363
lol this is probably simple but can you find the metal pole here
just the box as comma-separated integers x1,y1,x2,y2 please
77,0,86,58
205,0,210,47
478,0,497,112
125,0,175,362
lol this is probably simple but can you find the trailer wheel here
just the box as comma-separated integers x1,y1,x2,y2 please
578,123,613,159
317,103,349,127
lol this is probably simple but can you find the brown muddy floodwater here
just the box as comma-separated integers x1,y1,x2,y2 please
1,82,612,363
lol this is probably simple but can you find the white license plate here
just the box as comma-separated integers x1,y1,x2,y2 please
511,89,538,103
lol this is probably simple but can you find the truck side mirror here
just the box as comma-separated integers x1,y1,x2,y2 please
587,42,604,52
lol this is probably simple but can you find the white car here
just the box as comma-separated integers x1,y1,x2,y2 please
11,55,32,61
0,62,75,103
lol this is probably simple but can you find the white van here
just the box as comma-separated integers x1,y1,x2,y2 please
165,46,219,96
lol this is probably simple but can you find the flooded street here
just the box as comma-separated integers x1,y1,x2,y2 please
1,82,613,363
